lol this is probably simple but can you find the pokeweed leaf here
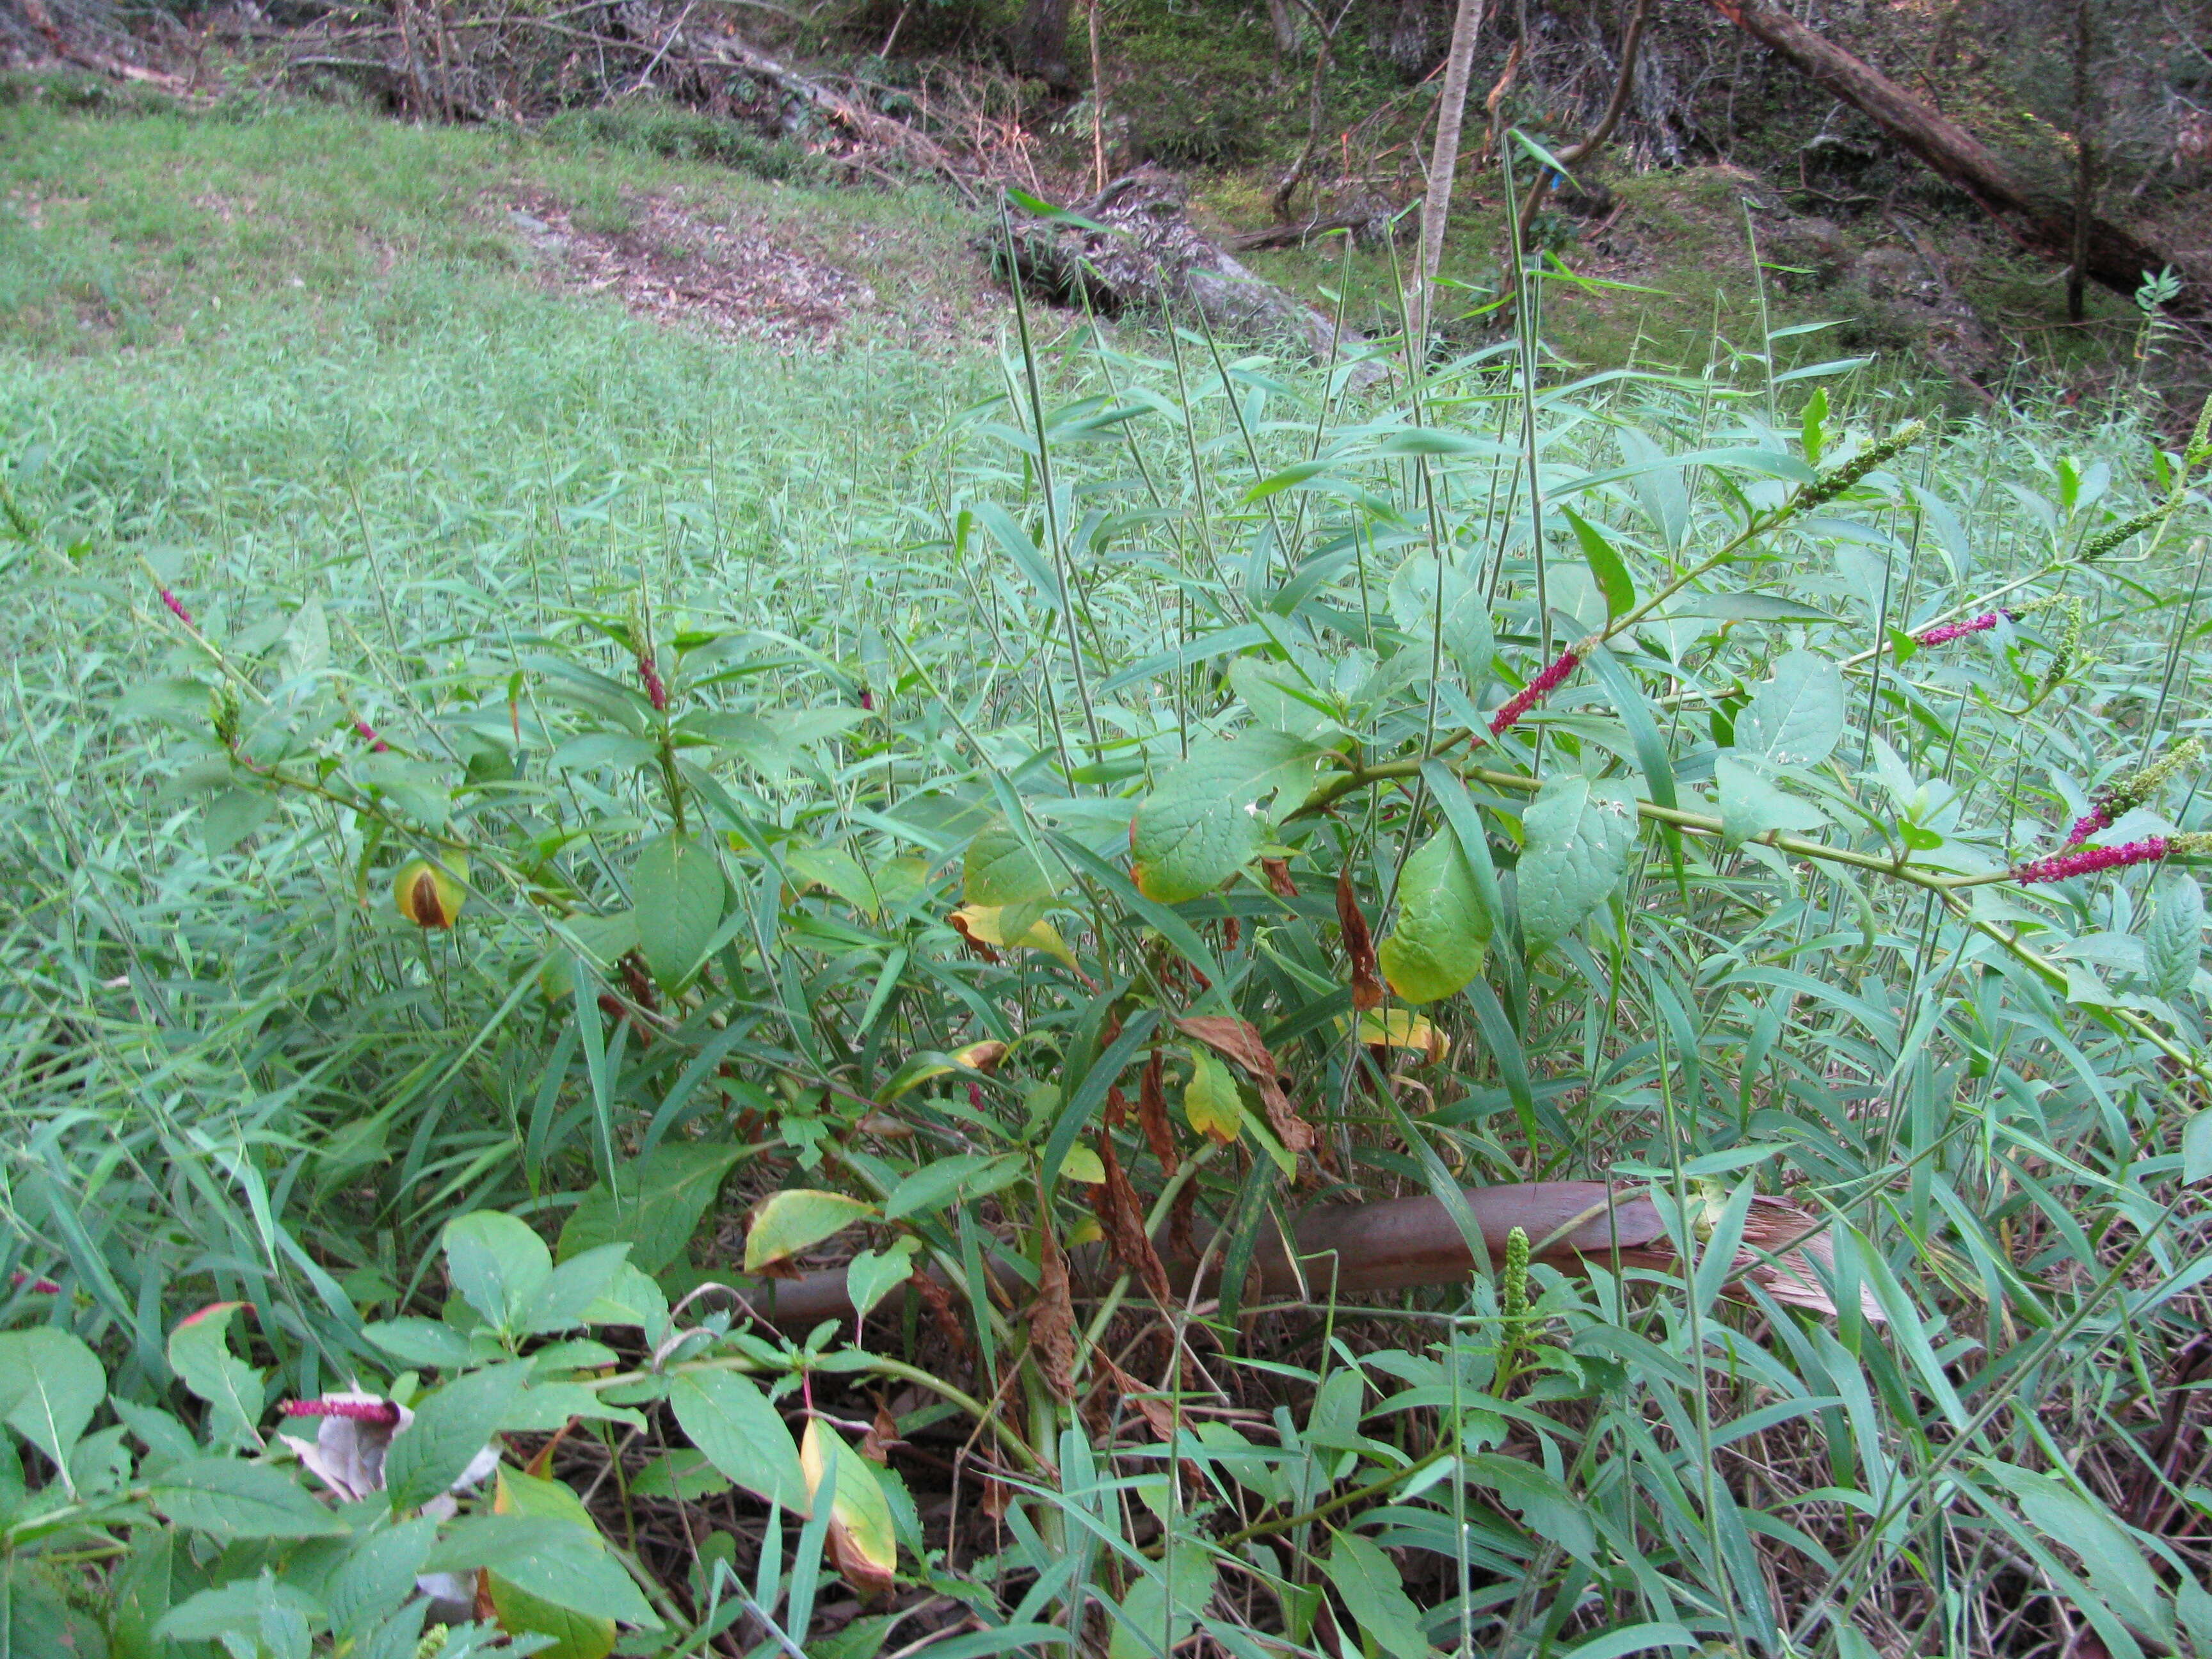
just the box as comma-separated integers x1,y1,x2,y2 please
1323,1530,1431,1659
1130,730,1326,904
669,1370,810,1514
632,831,725,991
2144,872,2204,1000
0,1329,105,1475
1377,830,1491,1003
442,1211,554,1334
1387,555,1496,684
556,1141,746,1275
1516,776,1639,958
166,1302,265,1451
963,814,1062,906
1735,649,1846,765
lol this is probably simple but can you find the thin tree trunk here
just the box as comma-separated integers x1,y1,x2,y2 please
1266,0,1302,56
2066,0,2095,322
1701,0,2199,317
1408,0,1489,349
1011,0,1077,88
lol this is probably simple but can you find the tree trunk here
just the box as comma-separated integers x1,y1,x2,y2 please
1011,0,1077,88
2065,0,2095,322
1408,0,1488,349
1266,0,1302,56
1385,0,1439,79
1701,0,2200,317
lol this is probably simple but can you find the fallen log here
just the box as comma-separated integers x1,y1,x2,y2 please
1701,0,2201,318
743,1180,1879,1327
997,168,1386,386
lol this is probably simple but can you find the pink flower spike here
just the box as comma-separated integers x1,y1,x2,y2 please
637,653,668,713
2012,837,2168,885
159,588,195,628
1488,648,1582,739
8,1272,61,1295
2064,808,2111,847
1916,612,2003,646
282,1396,403,1426
860,688,875,712
353,719,390,753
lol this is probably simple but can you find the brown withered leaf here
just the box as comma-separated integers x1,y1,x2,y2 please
1260,857,1299,901
860,1402,902,1464
1091,1132,1174,1307
1097,1352,1178,1443
1336,867,1384,1013
1032,1222,1078,1402
906,1268,972,1357
1173,1014,1315,1153
1137,1049,1178,1171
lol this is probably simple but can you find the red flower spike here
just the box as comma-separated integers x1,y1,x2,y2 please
2064,808,2112,847
2012,837,2168,885
1915,611,2018,647
1489,648,1582,739
159,589,195,628
353,719,390,753
637,653,668,713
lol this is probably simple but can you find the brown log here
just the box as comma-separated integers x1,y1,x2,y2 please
744,1180,1875,1327
1701,0,2199,317
998,168,1384,385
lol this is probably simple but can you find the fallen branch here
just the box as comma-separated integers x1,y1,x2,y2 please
998,168,1383,384
1701,0,2202,316
744,1180,1875,1327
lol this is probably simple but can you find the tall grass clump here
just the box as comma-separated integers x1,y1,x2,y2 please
2,192,2211,1659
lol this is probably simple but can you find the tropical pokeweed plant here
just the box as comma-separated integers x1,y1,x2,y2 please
38,340,2212,1657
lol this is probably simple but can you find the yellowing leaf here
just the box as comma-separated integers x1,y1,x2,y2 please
393,854,468,929
948,904,1078,970
742,1190,876,1273
1180,1046,1244,1144
1061,1146,1107,1185
800,1420,897,1597
1357,1009,1448,1064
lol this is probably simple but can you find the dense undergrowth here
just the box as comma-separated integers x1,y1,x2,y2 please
4,97,2212,1659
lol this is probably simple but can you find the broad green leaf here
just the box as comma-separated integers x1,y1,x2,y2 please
360,1317,472,1370
1714,755,1827,846
326,1514,440,1642
1323,1530,1431,1659
1516,776,1639,958
525,1244,632,1335
556,1141,746,1274
0,1328,105,1475
580,1262,670,1340
1463,1452,1597,1560
632,831,725,991
442,1211,554,1334
1561,508,1634,620
1665,593,1840,623
490,1466,619,1659
202,787,275,854
630,1448,732,1500
963,814,1062,906
2184,1110,2212,1185
424,1515,659,1628
743,1189,877,1271
1377,829,1491,1003
1109,1539,1217,1659
150,1456,351,1538
2144,873,2203,1000
1131,730,1325,904
882,1154,1025,1221
668,1369,810,1512
847,1240,922,1318
1387,556,1495,684
1229,655,1331,737
167,1302,265,1451
1735,649,1847,766
1182,1045,1243,1143
154,1576,328,1644
382,1363,524,1511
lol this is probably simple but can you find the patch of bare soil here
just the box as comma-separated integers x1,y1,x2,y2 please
504,189,876,349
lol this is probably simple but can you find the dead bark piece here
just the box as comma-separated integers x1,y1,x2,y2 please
742,1180,1882,1327
1701,0,2200,316
997,170,1382,385
696,37,970,197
